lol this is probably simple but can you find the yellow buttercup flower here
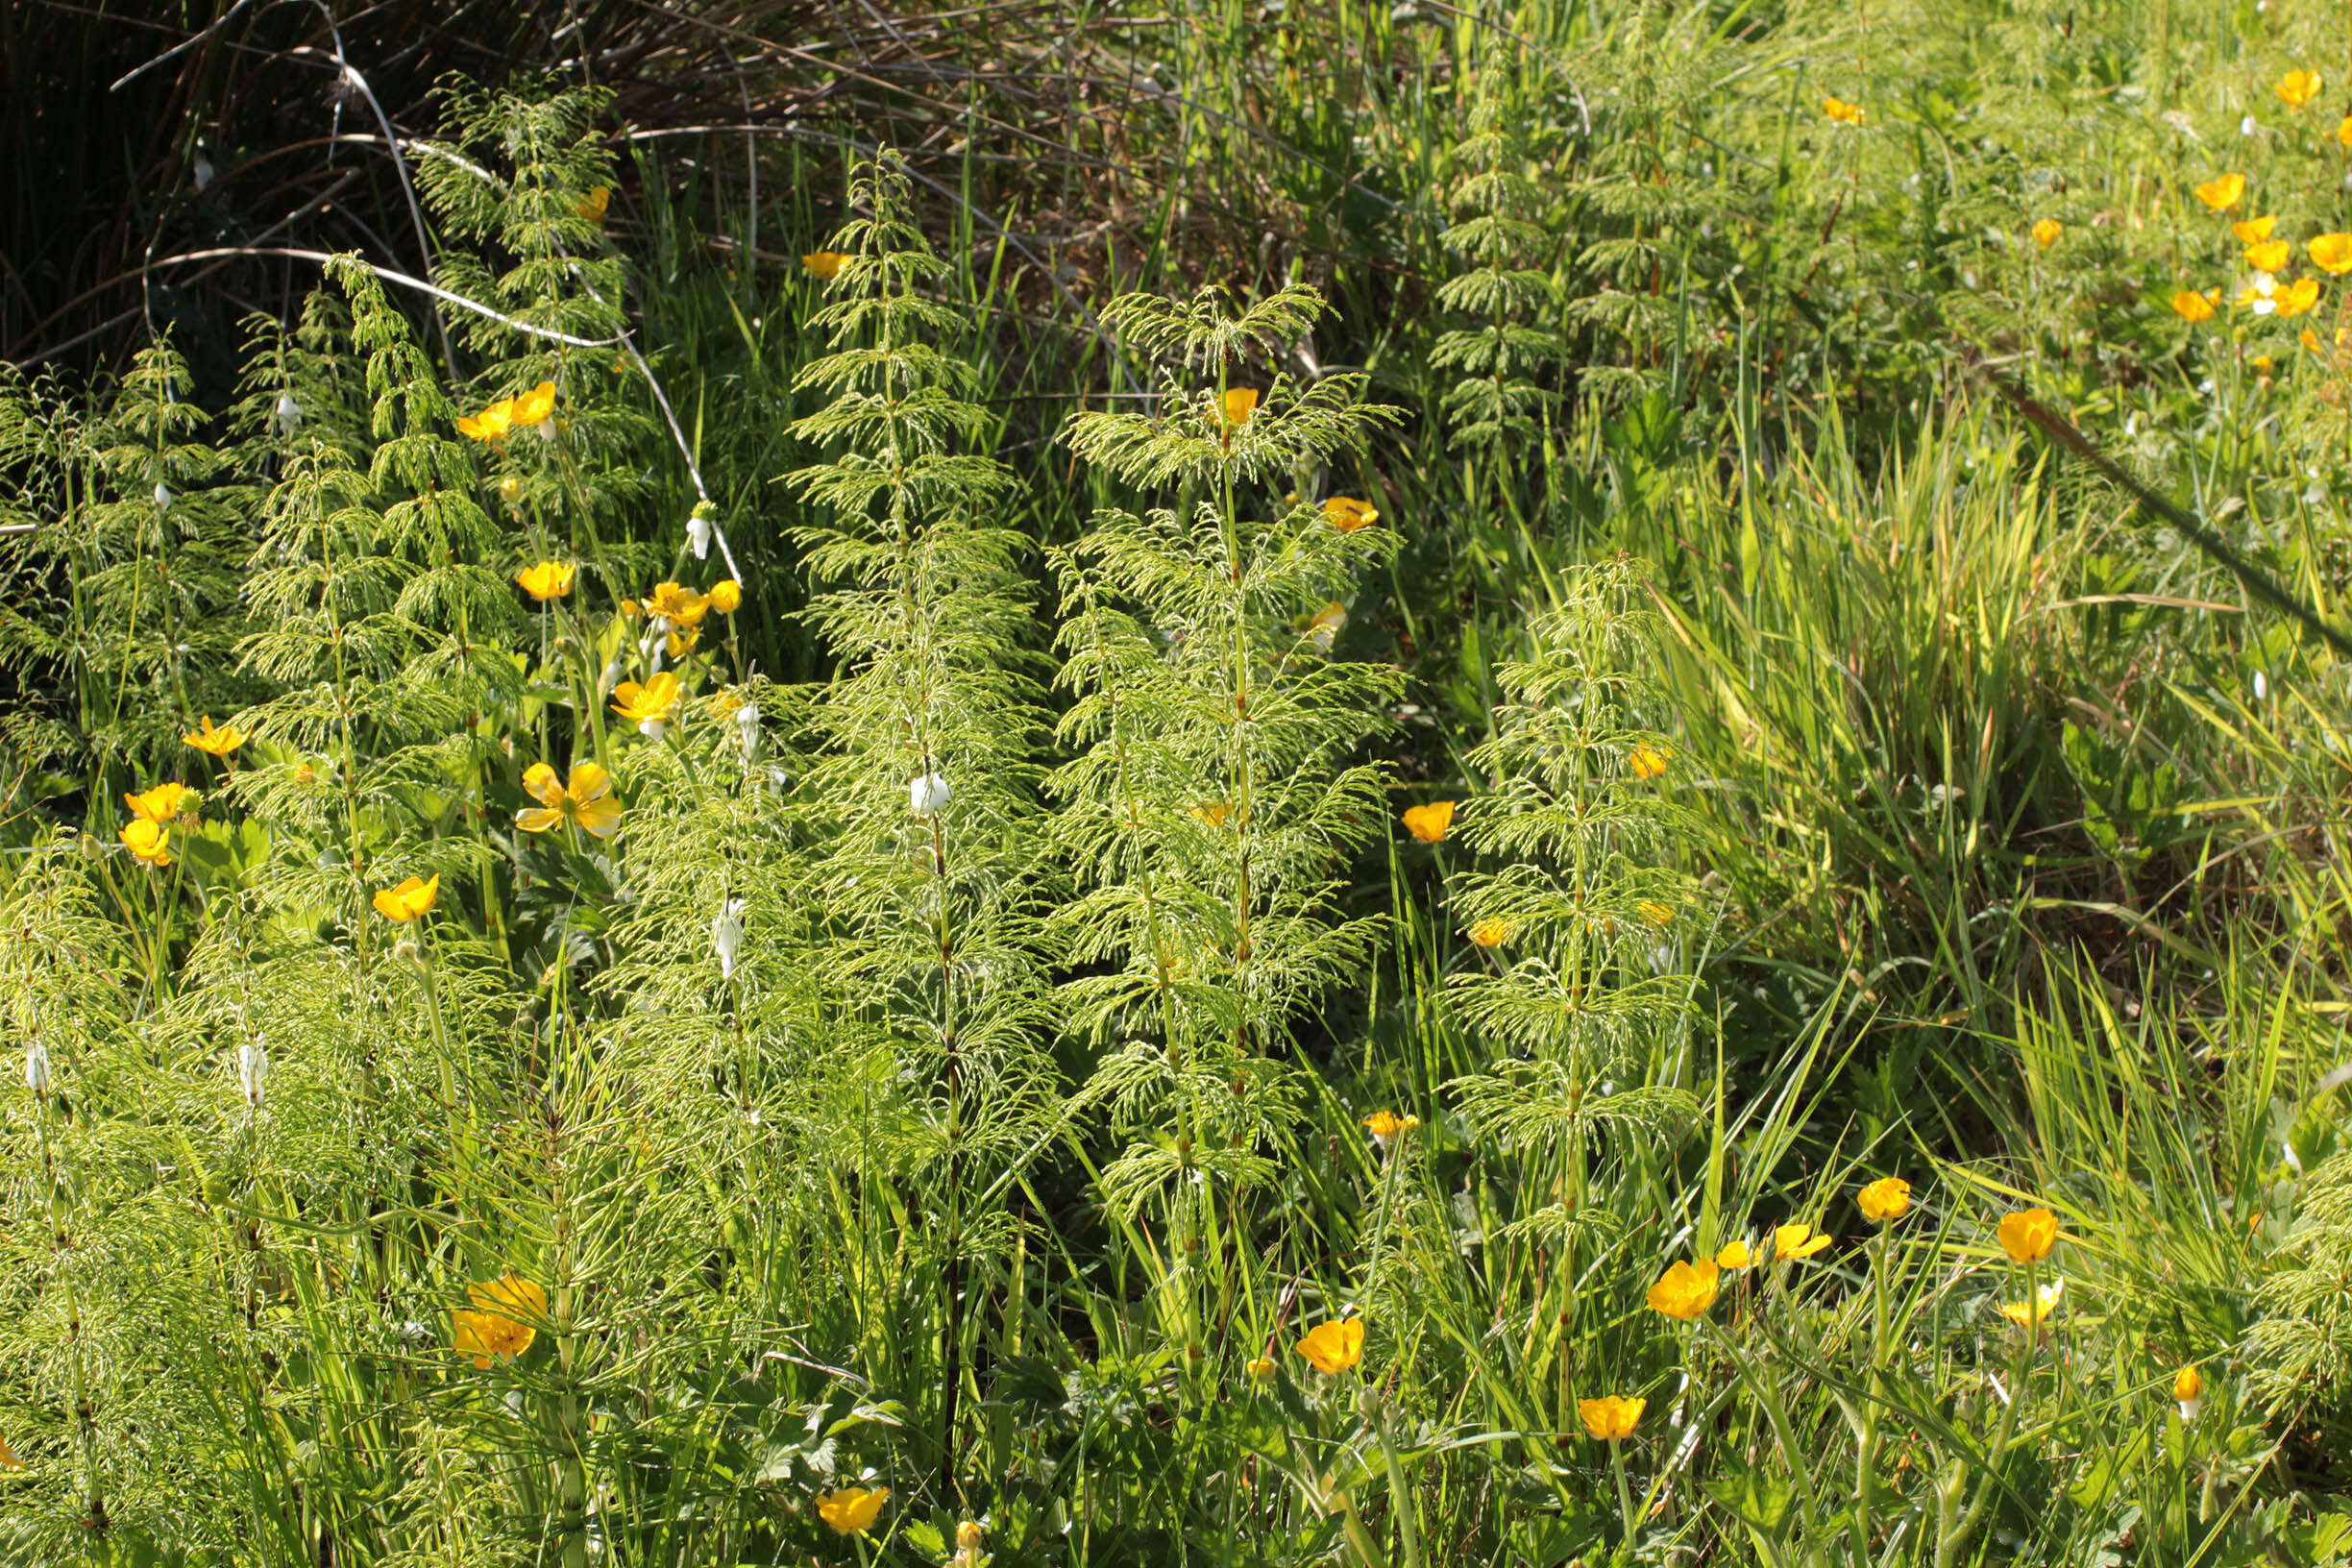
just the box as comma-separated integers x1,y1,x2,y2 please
517,761,624,838
1363,1110,1419,1140
183,716,245,756
1998,1277,2065,1327
2340,115,2352,148
1773,1222,1833,1262
575,185,610,222
2275,68,2322,110
120,819,172,868
2030,217,2062,248
2276,276,2323,316
372,873,439,922
2245,239,2291,273
1467,918,1515,948
1296,1317,1365,1374
2173,1361,2207,1418
613,672,682,727
1646,1259,1719,1318
515,560,575,600
0,1431,21,1470
1822,96,1865,126
455,400,513,442
1245,1355,1276,1380
453,1273,546,1369
815,1486,890,1535
1579,1395,1646,1440
2193,173,2246,210
1635,899,1676,926
1857,1176,1912,1222
801,251,849,280
1323,496,1380,532
2169,288,2218,322
1194,801,1232,827
2233,215,2276,244
1628,744,1671,779
1714,1239,1754,1270
647,581,710,627
125,781,192,822
1401,801,1456,843
1220,387,1261,428
709,578,743,613
1997,1206,2058,1263
509,380,557,427
2309,234,2352,275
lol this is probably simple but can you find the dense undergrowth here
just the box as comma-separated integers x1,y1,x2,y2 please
9,2,2352,1564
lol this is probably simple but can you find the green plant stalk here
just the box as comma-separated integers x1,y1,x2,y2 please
1369,1379,1425,1568
1609,1436,1638,1548
1936,1261,2038,1568
1854,1228,1891,1555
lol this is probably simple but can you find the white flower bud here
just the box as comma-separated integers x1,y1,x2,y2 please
154,482,172,511
909,772,951,815
237,1037,269,1108
735,702,761,766
194,156,215,190
26,1037,51,1094
638,719,666,742
276,393,302,433
712,899,747,978
537,417,556,442
688,510,712,560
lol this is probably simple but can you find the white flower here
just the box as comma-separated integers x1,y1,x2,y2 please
910,772,951,814
536,416,556,442
25,1037,51,1094
712,899,747,979
734,702,761,766
194,156,214,190
237,1037,269,1108
2241,114,2257,136
154,481,172,511
2253,670,2268,702
688,509,713,560
638,719,666,742
505,1389,526,1416
275,393,302,433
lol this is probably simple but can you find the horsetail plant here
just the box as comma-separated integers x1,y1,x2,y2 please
785,151,1063,1512
1054,281,1404,1395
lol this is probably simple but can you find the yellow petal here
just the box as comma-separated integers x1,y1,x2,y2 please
573,796,625,839
523,763,565,807
568,761,613,802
